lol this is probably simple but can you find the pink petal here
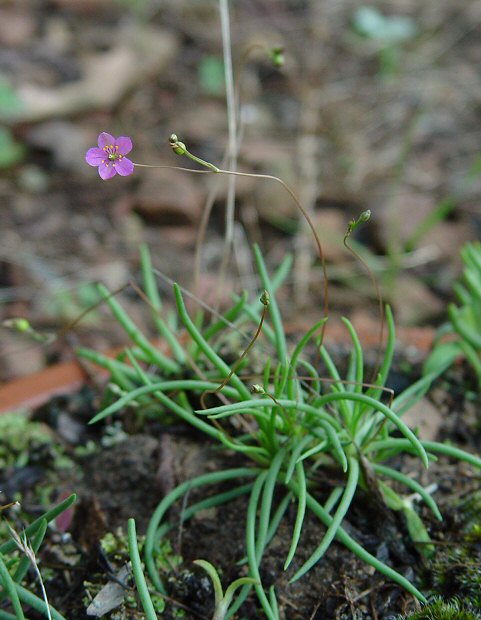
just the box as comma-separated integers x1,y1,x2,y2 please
85,147,105,166
114,136,133,155
98,163,117,180
114,157,134,177
98,132,116,149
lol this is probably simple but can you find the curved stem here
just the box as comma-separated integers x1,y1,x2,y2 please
144,468,258,593
344,218,384,383
290,455,359,581
285,479,427,602
284,461,307,569
218,168,329,338
246,473,278,620
133,160,330,341
200,291,269,409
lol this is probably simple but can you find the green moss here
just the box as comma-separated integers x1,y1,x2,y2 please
0,411,74,475
431,550,481,608
100,529,129,559
399,597,480,619
458,491,481,526
417,490,481,615
0,411,52,468
154,538,183,573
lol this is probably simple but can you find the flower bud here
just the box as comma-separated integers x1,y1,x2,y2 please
169,134,187,155
260,290,270,306
3,317,31,333
270,46,285,68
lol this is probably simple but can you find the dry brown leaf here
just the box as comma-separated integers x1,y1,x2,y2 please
2,25,179,124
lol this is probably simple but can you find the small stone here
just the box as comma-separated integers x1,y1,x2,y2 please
401,397,444,441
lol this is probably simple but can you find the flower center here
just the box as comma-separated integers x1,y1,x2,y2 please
102,144,124,166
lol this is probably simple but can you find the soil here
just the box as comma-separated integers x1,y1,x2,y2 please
1,0,481,619
1,359,480,619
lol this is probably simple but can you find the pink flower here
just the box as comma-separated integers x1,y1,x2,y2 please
85,132,134,180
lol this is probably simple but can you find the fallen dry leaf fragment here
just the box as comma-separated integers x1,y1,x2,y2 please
86,564,131,617
2,25,179,124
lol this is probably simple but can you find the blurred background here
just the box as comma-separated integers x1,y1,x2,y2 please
1,0,480,382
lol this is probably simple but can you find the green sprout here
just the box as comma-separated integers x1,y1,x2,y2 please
193,560,257,620
81,244,481,618
424,241,481,388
